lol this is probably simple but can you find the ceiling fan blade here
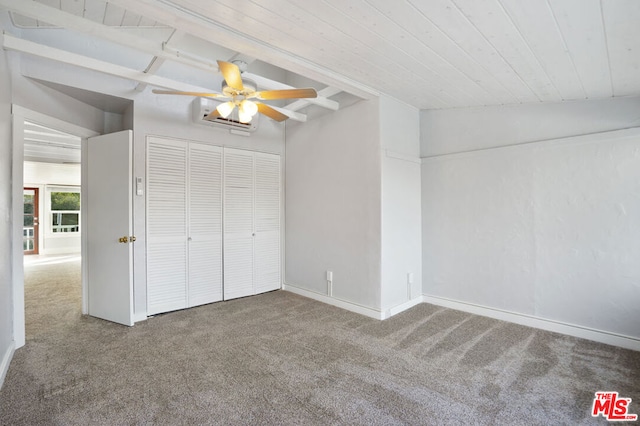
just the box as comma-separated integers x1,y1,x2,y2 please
256,88,318,100
257,103,289,122
217,60,244,91
152,89,227,98
203,110,221,121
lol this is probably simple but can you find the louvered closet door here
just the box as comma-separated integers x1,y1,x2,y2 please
254,152,281,294
188,144,223,307
223,148,255,300
147,138,188,315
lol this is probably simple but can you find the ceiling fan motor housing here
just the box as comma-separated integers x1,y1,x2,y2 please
221,78,257,98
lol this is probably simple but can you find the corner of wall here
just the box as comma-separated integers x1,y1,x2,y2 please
0,342,16,390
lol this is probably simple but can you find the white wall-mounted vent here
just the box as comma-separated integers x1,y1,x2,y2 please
192,98,258,133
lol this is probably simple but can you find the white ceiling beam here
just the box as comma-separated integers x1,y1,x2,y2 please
243,73,339,111
105,0,378,100
135,30,186,92
0,0,218,73
283,87,342,112
135,57,167,92
1,34,308,122
2,33,213,92
270,106,307,122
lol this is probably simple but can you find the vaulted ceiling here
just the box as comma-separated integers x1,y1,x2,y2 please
2,0,640,111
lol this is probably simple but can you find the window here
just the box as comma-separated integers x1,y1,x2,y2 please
50,190,80,233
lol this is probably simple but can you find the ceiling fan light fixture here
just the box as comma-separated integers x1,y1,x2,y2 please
238,109,253,123
216,101,235,118
240,99,258,117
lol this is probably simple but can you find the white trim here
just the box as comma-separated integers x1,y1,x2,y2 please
421,126,640,162
11,113,26,349
384,150,422,164
0,341,15,390
283,283,384,320
423,294,640,351
381,296,424,320
134,312,148,323
12,105,100,138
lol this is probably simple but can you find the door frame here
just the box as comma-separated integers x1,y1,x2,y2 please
11,105,99,348
22,187,39,255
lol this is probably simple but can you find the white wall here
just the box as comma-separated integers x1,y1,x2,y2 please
24,162,81,255
12,64,105,135
421,99,640,344
0,47,14,388
379,96,422,312
421,97,640,157
285,99,382,310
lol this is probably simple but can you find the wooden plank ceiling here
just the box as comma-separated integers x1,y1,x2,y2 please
8,0,640,110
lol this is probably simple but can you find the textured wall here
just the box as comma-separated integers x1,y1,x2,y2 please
422,128,640,338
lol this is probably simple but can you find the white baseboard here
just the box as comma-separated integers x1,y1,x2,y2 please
381,296,424,319
133,312,148,323
283,284,426,320
283,283,384,320
423,294,640,351
0,341,16,390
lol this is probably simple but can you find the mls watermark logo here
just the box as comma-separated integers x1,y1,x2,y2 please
591,392,638,421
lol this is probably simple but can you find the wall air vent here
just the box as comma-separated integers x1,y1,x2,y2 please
192,97,258,133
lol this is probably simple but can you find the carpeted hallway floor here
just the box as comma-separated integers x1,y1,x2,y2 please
1,255,639,425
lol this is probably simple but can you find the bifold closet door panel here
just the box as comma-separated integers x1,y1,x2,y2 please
146,138,188,315
254,152,281,294
223,148,255,300
188,144,223,307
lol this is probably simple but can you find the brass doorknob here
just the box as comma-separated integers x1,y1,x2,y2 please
118,236,128,243
129,236,137,242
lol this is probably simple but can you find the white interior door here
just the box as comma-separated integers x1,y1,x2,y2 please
146,137,188,315
86,130,134,326
188,143,223,306
254,152,281,294
224,148,255,300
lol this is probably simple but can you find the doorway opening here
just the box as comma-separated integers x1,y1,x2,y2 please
22,120,83,340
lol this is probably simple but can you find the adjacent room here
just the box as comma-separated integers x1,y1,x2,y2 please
0,0,638,424
22,122,83,338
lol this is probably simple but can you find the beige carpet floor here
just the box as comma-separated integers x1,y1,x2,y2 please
0,255,638,425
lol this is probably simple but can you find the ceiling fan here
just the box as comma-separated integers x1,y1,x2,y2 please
152,60,318,123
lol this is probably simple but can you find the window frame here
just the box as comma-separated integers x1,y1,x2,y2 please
46,185,81,237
